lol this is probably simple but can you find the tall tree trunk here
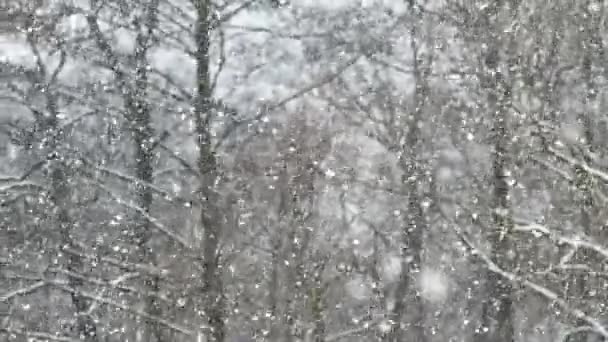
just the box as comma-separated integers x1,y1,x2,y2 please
195,1,225,340
46,76,96,342
482,87,515,342
387,2,427,340
267,248,281,341
24,16,97,338
131,78,161,342
568,5,598,339
475,2,517,341
85,2,162,338
309,258,326,342
128,1,162,340
52,153,96,341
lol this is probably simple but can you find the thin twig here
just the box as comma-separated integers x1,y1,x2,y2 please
82,158,196,204
513,222,608,261
62,246,169,277
0,281,47,301
0,327,80,342
450,222,608,339
95,182,192,249
217,54,361,148
49,280,197,335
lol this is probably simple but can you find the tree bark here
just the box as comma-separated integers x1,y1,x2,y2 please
387,2,427,340
118,1,162,340
568,6,599,339
24,16,98,338
475,3,517,341
195,1,225,340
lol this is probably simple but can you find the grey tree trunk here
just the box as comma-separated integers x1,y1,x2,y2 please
85,0,163,339
482,89,515,342
130,1,163,340
19,12,98,338
387,3,428,340
475,2,517,341
568,7,599,340
195,1,225,340
38,42,96,342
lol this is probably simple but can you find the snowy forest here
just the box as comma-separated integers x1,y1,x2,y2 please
1,0,608,341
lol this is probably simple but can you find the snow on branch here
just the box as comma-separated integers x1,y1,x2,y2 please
513,222,608,260
549,146,608,183
552,264,608,279
62,246,170,277
0,280,46,301
83,158,196,204
50,267,171,304
0,327,80,342
0,160,47,185
217,54,362,147
158,143,201,178
325,320,381,341
450,223,608,339
0,181,43,194
48,280,197,336
562,325,599,341
530,156,573,182
95,182,192,249
60,109,98,129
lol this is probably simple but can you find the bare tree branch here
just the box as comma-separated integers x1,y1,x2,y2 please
513,222,608,261
0,327,80,342
210,0,258,29
49,280,197,336
94,182,192,249
217,54,362,148
49,268,171,303
158,143,202,177
82,158,196,204
548,146,608,183
211,27,226,93
62,246,169,278
0,281,47,301
450,222,608,339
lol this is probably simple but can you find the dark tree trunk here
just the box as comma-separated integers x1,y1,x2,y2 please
475,3,517,341
129,1,162,339
481,102,515,342
195,1,225,340
387,3,428,340
569,7,599,339
28,26,98,338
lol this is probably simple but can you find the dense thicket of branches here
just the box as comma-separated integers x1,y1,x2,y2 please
2,0,608,341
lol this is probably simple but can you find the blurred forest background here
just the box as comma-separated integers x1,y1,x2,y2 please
1,0,608,341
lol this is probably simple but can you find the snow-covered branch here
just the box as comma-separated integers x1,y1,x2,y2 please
62,246,170,277
60,109,99,129
217,54,362,147
450,223,608,339
94,182,192,249
50,267,170,304
530,155,573,182
158,143,201,177
0,327,80,342
551,264,608,279
549,146,608,183
0,280,46,301
49,280,197,336
0,181,44,194
325,320,380,341
83,158,196,204
513,222,608,260
0,160,47,184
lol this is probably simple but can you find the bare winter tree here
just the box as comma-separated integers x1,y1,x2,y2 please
4,1,608,342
